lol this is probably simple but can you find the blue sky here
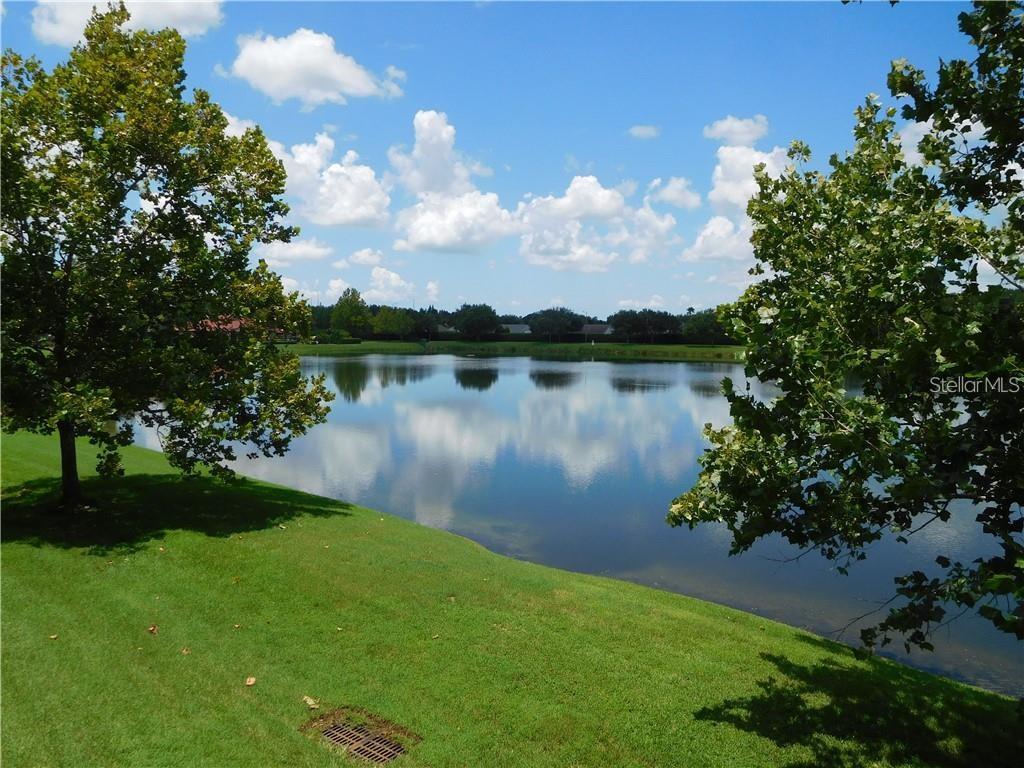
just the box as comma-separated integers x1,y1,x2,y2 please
2,1,973,316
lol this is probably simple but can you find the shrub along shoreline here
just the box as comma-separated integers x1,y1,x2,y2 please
1,432,1019,767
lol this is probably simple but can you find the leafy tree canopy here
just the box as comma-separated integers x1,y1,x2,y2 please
330,287,372,339
608,309,681,340
678,308,737,346
670,1,1022,652
453,303,501,339
371,306,415,338
0,6,331,503
525,307,588,339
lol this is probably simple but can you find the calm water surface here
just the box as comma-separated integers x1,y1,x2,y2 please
154,354,1024,695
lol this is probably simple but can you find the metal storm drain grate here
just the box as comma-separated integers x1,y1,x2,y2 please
303,706,419,764
321,722,405,763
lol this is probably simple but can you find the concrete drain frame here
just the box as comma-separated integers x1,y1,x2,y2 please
302,706,420,764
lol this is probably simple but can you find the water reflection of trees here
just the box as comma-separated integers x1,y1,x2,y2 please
610,376,673,393
688,379,726,398
331,360,434,402
454,367,499,391
529,370,580,390
332,361,371,402
376,362,433,389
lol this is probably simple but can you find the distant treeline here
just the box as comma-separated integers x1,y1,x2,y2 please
309,288,737,346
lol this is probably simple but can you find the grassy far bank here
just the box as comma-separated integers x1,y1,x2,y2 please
2,434,1019,768
284,339,746,364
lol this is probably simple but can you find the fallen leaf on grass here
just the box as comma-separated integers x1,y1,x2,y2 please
431,634,440,640
49,634,58,640
245,676,256,687
278,524,287,530
302,695,320,710
181,647,191,655
233,623,241,629
148,624,158,635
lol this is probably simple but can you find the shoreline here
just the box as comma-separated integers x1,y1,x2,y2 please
284,340,747,364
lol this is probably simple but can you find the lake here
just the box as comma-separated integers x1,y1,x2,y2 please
158,354,1024,695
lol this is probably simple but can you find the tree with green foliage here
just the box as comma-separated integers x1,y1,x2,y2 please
678,308,737,345
0,7,332,506
888,1,1023,240
330,287,373,339
525,307,587,341
309,304,333,334
408,306,440,339
371,306,415,339
670,1,1022,652
608,309,681,342
453,303,501,340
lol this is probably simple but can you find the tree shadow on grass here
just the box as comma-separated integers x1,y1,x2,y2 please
1,474,353,556
694,634,1022,768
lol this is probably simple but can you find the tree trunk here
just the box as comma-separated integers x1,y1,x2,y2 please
58,419,81,506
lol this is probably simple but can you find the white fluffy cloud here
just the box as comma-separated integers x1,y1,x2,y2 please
628,125,660,140
425,280,440,302
281,276,350,304
334,248,384,269
363,266,415,304
390,110,516,252
383,108,770,274
350,247,383,266
388,110,489,196
222,111,256,138
617,294,666,309
519,222,618,272
707,144,788,211
646,176,701,209
231,28,404,109
680,215,754,262
268,133,390,226
522,175,626,220
517,175,682,270
680,113,785,273
703,114,769,146
517,176,627,271
395,190,519,252
32,0,223,46
607,201,679,264
253,238,333,267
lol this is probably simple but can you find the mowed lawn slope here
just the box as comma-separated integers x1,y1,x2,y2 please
1,432,1019,768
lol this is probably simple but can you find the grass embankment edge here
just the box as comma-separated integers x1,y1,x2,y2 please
1,432,1018,767
284,339,747,363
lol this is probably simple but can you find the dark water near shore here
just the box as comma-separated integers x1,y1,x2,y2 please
141,354,1023,695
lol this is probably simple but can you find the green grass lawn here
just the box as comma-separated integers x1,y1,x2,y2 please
2,432,1019,767
285,340,746,363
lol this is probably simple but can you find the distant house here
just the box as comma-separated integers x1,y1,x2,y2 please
437,324,458,334
580,323,614,340
190,317,297,342
193,317,248,333
500,323,531,335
